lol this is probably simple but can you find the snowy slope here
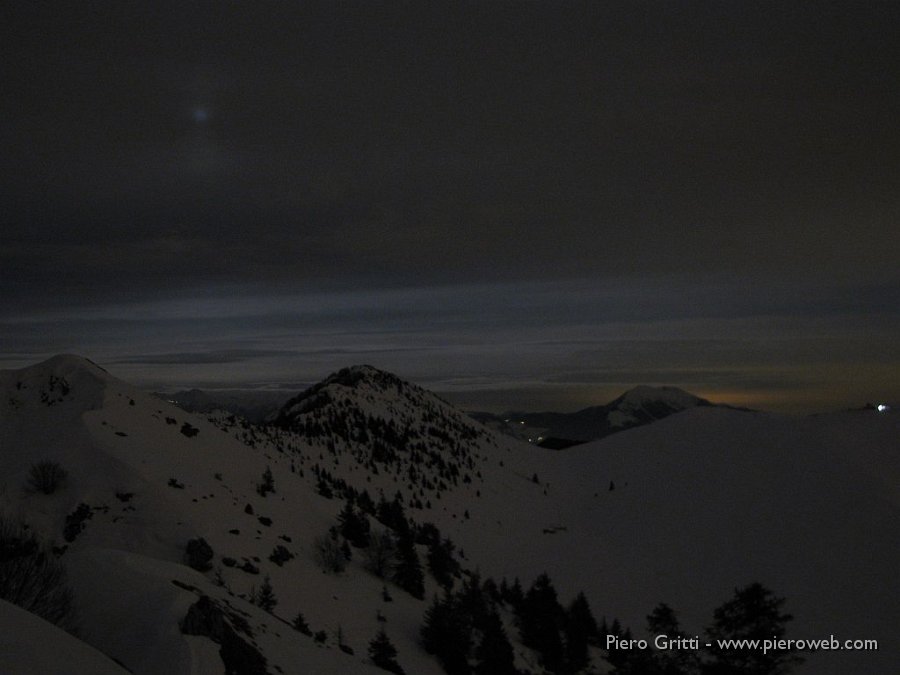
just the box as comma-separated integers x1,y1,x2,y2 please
2,356,897,675
0,356,427,675
441,408,900,675
268,364,512,517
257,366,897,675
0,598,130,675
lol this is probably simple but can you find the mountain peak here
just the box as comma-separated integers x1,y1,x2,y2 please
0,354,118,415
276,365,434,423
320,364,406,391
39,353,109,374
614,385,708,409
2,353,113,387
273,364,495,483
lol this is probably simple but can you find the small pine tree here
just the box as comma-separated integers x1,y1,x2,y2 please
392,531,424,599
257,465,275,496
377,493,409,535
338,499,370,548
427,536,460,588
255,575,277,613
293,611,312,636
369,628,405,674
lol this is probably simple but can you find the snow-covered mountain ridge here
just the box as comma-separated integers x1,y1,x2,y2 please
1,355,897,675
0,355,431,674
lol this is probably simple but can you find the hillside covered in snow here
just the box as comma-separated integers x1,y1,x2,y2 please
1,355,897,675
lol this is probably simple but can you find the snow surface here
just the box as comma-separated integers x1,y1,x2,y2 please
0,598,129,675
1,355,897,674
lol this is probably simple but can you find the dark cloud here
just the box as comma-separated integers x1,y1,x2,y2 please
1,2,898,410
3,2,900,299
109,349,297,365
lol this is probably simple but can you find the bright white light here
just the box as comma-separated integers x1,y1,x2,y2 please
877,404,889,412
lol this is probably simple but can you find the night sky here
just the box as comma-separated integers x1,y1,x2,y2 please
2,2,898,412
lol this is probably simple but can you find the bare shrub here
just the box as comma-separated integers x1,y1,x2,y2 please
0,517,76,630
27,460,68,495
313,532,347,574
364,530,396,578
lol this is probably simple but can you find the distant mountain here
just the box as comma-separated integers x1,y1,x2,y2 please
472,385,718,447
162,388,294,423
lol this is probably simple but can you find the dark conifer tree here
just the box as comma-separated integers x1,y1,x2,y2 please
421,592,472,675
605,619,652,674
564,592,598,672
704,583,802,675
257,465,275,496
393,531,425,599
369,628,405,674
645,603,700,675
255,575,277,613
482,577,500,604
474,610,516,675
502,577,524,608
457,573,490,631
292,611,312,636
517,573,564,673
377,493,409,535
357,489,376,515
428,536,460,588
338,499,371,548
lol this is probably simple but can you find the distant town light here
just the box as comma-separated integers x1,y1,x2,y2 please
877,404,889,412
